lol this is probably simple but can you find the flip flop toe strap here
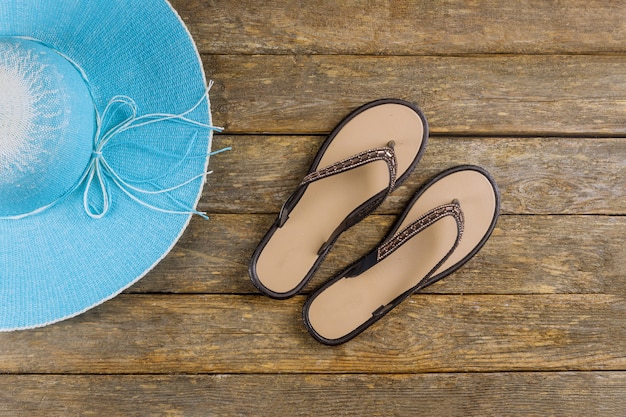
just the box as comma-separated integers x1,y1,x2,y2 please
277,142,398,231
344,199,465,319
378,200,464,262
301,144,397,190
345,200,465,281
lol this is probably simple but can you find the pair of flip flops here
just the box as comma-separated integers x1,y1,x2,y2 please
249,99,500,345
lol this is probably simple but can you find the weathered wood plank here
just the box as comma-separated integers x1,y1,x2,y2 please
172,0,626,55
205,135,626,215
139,214,626,296
2,372,626,417
2,294,626,374
206,54,626,135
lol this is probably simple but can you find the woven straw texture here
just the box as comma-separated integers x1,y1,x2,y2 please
0,0,213,330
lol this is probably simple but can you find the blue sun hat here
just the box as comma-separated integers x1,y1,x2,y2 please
0,1,222,330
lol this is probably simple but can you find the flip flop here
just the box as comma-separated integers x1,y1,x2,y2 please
249,99,429,299
303,165,500,345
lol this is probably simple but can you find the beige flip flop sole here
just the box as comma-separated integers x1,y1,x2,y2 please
303,165,500,345
249,99,428,298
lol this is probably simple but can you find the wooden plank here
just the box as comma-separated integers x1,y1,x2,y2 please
206,55,626,136
139,214,626,296
172,0,626,55
2,294,626,374
204,135,626,215
2,372,626,416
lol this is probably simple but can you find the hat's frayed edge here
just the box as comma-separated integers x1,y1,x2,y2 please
0,0,216,332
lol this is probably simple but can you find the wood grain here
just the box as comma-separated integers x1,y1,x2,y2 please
137,214,626,296
172,0,626,55
2,373,626,417
3,2,625,415
204,135,626,215
1,294,626,374
207,54,626,135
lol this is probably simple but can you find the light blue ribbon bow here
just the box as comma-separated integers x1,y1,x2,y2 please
2,87,225,220
1,36,226,221
83,89,224,219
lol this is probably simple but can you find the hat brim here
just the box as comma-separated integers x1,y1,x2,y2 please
0,0,213,330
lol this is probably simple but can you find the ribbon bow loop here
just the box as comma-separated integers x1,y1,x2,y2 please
80,87,225,219
0,35,227,221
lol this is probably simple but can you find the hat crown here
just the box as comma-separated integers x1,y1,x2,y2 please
0,38,94,216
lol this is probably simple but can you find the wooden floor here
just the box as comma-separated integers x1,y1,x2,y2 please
2,1,626,415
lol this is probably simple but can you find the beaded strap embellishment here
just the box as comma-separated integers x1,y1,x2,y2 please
301,143,397,191
377,200,464,262
277,142,397,228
